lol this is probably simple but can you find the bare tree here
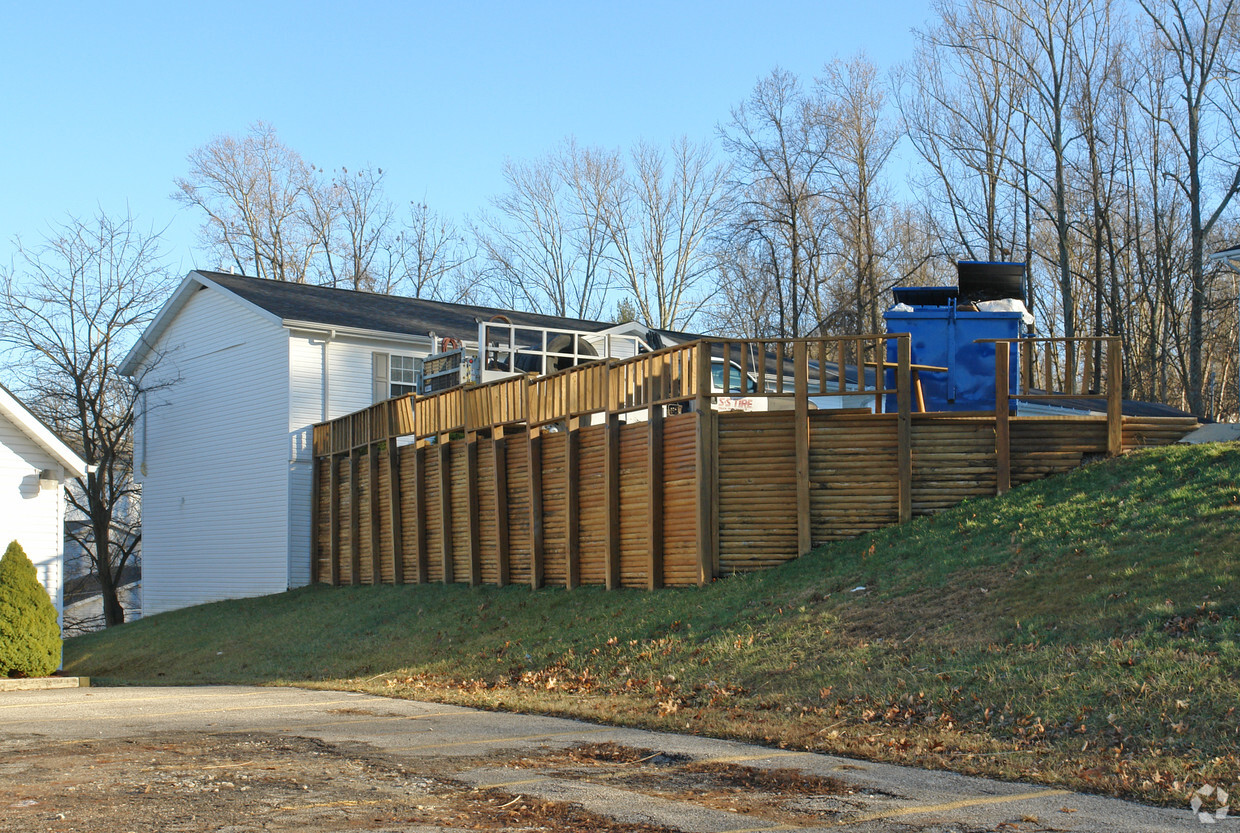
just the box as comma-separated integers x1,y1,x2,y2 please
395,200,475,300
173,121,317,282
602,138,728,330
818,53,900,334
0,211,173,627
475,139,619,319
719,68,833,337
1137,0,1240,414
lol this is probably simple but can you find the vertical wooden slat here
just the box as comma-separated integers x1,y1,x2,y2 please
995,341,1011,495
349,448,362,585
1083,339,1094,393
493,429,510,586
647,402,664,590
1107,338,1123,456
1043,342,1053,392
369,443,382,584
329,454,341,586
1021,338,1033,395
528,428,544,589
604,411,621,589
439,442,453,583
793,341,811,554
466,434,482,585
388,440,404,584
897,335,912,523
413,445,428,584
565,416,580,589
838,340,848,393
756,340,766,393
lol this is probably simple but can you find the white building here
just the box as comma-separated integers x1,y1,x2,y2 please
120,271,632,615
0,384,89,625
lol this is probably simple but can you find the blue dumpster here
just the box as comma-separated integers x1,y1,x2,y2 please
884,263,1028,413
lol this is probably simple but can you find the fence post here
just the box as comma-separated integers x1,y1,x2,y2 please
412,445,428,584
794,341,811,554
897,335,912,523
528,427,544,589
995,341,1011,495
1107,338,1123,456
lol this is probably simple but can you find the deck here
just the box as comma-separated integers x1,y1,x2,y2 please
309,335,1198,589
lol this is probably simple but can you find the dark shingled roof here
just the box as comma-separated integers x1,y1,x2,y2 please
199,271,615,341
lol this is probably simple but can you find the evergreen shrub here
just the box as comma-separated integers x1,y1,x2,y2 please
0,540,61,677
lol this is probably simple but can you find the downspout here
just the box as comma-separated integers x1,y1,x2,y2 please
307,329,337,422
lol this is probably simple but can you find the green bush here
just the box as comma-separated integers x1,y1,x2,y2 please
0,540,61,677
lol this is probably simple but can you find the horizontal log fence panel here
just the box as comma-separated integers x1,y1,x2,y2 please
576,424,609,586
540,433,569,587
312,336,1200,589
449,443,471,583
504,438,533,586
476,441,500,586
377,452,395,584
618,422,652,588
421,451,444,583
661,412,700,585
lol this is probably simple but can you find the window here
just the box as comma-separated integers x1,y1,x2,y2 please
711,360,757,394
390,355,421,397
373,352,423,402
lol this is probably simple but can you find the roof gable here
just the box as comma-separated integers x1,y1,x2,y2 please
0,385,88,479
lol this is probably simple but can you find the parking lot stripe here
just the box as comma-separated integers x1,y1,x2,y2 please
390,726,617,752
841,788,1073,824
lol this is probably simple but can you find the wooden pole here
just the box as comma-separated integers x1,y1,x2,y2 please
793,341,811,554
995,341,1011,495
897,336,913,523
368,443,382,583
439,442,453,584
328,454,341,586
647,402,664,590
349,447,362,585
1107,338,1123,456
387,441,404,584
528,427,544,589
493,428,510,587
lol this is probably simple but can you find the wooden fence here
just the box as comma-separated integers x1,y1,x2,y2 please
310,335,1199,589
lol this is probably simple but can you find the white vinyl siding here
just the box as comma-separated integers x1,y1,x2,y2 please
0,415,65,623
137,288,291,615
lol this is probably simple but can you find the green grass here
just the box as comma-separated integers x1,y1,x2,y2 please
66,443,1240,805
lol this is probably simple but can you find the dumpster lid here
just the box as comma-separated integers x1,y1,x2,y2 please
957,261,1026,303
891,286,958,307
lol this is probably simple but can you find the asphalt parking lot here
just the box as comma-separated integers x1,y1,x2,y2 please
0,686,1203,832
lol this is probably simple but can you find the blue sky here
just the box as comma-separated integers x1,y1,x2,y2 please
2,1,931,274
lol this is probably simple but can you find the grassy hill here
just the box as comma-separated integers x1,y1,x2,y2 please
66,443,1240,805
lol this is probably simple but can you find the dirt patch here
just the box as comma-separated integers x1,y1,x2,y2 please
510,741,859,826
838,565,1014,647
0,732,676,833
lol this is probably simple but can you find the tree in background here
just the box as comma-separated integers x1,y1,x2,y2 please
474,139,620,320
0,541,61,676
0,211,172,627
1137,0,1240,415
719,68,833,337
600,138,728,330
174,121,317,283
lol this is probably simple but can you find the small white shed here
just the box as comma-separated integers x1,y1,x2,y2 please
0,384,88,624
